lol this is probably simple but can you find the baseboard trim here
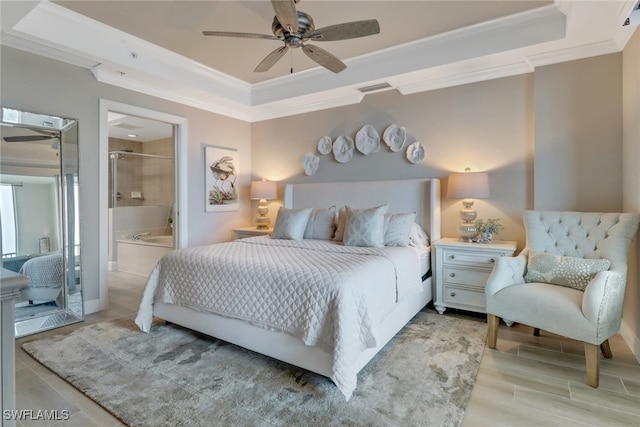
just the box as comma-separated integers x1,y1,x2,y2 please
83,298,102,315
619,319,640,364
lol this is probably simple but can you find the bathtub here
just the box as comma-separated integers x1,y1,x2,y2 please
116,234,174,277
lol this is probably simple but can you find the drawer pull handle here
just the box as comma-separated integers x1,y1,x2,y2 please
449,273,456,278
450,292,456,297
448,255,455,260
490,258,495,263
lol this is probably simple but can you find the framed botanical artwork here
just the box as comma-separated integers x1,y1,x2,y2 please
204,144,239,212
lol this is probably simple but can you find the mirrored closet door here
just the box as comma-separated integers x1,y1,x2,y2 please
0,106,83,337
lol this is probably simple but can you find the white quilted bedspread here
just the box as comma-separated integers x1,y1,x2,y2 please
135,237,422,399
19,252,64,288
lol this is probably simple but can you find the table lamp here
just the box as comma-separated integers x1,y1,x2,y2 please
250,180,277,229
447,168,490,242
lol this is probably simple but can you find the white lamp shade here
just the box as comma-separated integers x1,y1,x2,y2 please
447,172,490,199
250,180,277,200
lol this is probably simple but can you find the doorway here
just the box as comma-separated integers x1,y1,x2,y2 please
97,100,187,313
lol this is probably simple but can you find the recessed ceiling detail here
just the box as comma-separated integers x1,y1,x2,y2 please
2,1,638,122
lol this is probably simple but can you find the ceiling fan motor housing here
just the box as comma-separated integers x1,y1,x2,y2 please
273,11,314,48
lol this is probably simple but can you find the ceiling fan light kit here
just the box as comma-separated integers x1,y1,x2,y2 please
203,0,380,74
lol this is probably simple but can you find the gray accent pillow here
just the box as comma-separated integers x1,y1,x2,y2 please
304,206,337,240
384,212,416,247
271,207,313,240
524,250,611,291
343,205,389,247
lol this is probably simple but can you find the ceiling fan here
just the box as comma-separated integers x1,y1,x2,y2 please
203,0,380,74
3,129,60,149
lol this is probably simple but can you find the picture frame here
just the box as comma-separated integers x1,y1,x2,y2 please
204,144,239,212
39,236,50,253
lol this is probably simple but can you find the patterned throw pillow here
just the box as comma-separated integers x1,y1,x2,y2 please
524,250,611,291
303,206,336,240
271,207,313,240
343,205,389,247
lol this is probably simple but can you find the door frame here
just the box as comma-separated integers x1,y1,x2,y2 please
96,99,187,312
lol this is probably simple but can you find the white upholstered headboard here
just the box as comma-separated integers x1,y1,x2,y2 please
284,179,441,243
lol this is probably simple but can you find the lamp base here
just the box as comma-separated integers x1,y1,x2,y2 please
457,222,478,242
255,199,270,230
255,219,270,230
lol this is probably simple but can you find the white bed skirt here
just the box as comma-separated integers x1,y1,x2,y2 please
153,277,432,380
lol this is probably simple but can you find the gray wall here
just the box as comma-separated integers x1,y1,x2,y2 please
623,28,640,359
252,55,624,247
534,54,623,212
252,75,533,245
1,46,253,304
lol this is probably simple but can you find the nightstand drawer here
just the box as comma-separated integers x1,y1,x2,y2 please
443,285,486,308
443,266,492,288
442,248,500,267
434,237,517,315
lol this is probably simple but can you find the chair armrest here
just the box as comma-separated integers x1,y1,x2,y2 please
485,250,528,296
582,270,626,333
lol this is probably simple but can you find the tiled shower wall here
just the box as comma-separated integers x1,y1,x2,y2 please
109,137,174,208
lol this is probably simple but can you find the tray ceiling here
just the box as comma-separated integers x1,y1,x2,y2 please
1,1,638,122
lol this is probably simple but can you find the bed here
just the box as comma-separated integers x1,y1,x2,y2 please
135,178,441,399
18,252,64,304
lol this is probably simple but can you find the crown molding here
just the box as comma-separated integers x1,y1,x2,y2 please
91,66,253,122
9,1,252,104
0,32,100,69
396,60,534,96
2,1,632,123
250,4,565,106
250,90,365,122
526,39,623,68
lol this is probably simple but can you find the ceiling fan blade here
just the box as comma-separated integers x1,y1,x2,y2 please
271,0,298,33
202,31,281,41
254,46,289,72
306,19,380,41
302,44,346,73
3,135,55,143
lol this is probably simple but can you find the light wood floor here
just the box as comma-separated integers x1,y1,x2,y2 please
13,271,640,426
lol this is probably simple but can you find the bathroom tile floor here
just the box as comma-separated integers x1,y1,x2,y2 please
13,271,640,426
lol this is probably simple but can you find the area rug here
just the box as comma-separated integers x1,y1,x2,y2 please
22,309,486,427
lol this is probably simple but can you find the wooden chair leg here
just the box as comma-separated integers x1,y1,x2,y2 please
600,340,613,358
487,314,499,349
533,328,540,336
584,342,600,388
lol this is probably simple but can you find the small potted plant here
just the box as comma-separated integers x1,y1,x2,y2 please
475,218,504,243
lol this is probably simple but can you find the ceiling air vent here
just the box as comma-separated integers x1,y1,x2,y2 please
357,82,392,93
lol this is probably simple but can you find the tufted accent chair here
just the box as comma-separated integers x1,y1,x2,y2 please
485,211,640,388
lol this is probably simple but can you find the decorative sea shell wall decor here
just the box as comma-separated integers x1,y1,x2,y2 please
383,124,407,152
333,135,355,163
355,124,380,155
317,136,332,155
406,141,425,164
302,152,320,176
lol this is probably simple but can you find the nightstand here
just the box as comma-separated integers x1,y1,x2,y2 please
232,226,273,240
433,237,516,314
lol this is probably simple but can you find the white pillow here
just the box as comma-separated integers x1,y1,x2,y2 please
343,205,389,247
408,222,430,248
304,206,337,240
333,206,347,241
384,212,416,247
271,207,313,240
